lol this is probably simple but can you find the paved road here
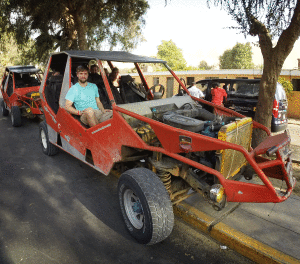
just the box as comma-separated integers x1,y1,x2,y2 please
0,114,252,263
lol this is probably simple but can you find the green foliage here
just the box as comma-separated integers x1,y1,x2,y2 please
185,65,201,71
278,77,293,95
0,0,149,62
198,60,214,70
157,40,187,71
219,43,254,69
0,32,39,69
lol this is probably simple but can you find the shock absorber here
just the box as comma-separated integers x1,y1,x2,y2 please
157,169,172,195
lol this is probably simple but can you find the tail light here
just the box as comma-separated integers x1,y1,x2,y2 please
273,99,279,118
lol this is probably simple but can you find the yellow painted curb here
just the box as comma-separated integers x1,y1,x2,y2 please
174,202,300,264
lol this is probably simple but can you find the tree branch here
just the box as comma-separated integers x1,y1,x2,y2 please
249,15,273,57
275,0,300,58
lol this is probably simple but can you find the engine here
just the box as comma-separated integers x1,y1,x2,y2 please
133,102,253,210
159,103,240,138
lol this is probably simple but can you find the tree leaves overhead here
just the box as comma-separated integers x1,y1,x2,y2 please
1,0,149,61
219,43,254,69
209,0,297,37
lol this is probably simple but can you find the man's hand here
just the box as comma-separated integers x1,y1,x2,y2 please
65,99,81,115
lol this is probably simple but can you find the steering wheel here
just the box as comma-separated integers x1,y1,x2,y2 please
146,84,165,100
176,78,187,96
177,85,186,96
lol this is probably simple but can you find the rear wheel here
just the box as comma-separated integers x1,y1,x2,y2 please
1,100,9,116
39,121,58,156
11,106,22,127
118,168,174,245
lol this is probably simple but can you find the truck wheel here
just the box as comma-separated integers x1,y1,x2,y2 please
118,168,174,245
11,106,22,127
39,121,58,156
1,100,9,116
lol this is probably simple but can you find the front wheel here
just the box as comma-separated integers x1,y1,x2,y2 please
11,106,22,127
118,168,174,245
39,121,58,156
1,100,9,116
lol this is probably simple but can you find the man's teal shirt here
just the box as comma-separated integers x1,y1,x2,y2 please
65,82,99,111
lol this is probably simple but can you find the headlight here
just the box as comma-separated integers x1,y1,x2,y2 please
210,184,225,203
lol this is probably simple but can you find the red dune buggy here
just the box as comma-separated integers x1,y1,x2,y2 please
38,51,295,245
1,66,43,126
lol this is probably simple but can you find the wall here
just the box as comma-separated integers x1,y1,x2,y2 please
288,91,300,119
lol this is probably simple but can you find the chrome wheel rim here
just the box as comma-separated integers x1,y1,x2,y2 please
41,129,47,150
123,189,144,229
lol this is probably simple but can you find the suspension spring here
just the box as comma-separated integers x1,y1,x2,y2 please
157,169,172,194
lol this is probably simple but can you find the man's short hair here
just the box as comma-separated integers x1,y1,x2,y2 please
76,65,89,73
212,82,220,88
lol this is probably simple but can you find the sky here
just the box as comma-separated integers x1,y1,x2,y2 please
132,0,300,69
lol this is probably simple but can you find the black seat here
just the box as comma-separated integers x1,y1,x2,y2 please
45,75,63,114
120,75,146,103
97,81,111,109
15,80,25,88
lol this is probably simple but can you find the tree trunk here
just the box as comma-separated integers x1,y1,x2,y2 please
252,51,282,147
73,11,87,50
61,6,88,51
60,7,77,50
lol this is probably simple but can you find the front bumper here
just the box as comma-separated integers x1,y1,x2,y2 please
222,130,296,203
271,122,288,133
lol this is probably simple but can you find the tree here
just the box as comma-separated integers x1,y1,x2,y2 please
0,32,39,71
278,77,293,95
157,40,187,71
211,0,300,146
0,0,149,62
219,43,254,69
198,60,214,70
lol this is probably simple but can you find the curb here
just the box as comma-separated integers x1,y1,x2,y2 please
174,202,300,264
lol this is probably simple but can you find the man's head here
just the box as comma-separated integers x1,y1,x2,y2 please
192,82,196,86
76,65,89,84
110,67,120,80
212,82,220,88
90,64,99,74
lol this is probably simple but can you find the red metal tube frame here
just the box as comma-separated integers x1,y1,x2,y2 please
114,105,294,203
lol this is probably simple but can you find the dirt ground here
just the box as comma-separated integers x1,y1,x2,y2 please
292,163,300,196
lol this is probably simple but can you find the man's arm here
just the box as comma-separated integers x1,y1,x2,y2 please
96,97,105,112
198,90,204,98
65,100,81,116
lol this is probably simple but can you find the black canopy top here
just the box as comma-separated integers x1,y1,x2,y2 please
54,50,166,64
6,66,41,74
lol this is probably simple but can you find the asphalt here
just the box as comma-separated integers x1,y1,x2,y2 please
174,119,300,264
